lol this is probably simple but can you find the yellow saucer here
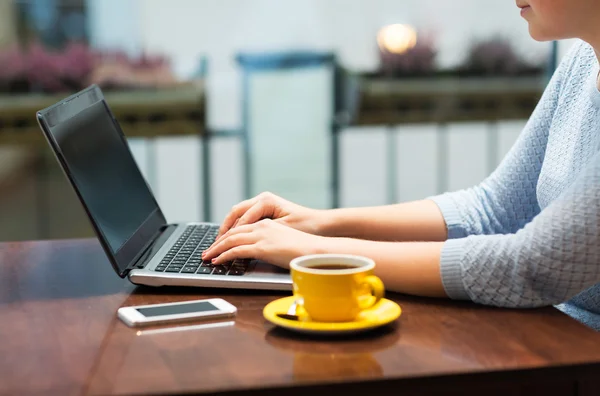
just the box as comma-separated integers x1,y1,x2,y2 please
263,296,401,335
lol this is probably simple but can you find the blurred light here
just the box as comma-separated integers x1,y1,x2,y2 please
377,24,417,54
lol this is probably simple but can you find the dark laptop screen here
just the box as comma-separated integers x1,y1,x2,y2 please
50,100,160,254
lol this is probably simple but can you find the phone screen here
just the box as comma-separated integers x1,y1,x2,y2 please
136,301,220,317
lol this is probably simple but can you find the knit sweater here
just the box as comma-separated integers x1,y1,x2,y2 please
430,40,600,331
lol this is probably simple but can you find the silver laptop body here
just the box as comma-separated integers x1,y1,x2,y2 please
128,222,291,290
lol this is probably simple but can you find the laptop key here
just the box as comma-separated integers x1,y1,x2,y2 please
184,263,199,268
181,267,197,274
165,267,182,273
155,266,167,272
213,267,227,275
228,269,245,276
196,267,213,275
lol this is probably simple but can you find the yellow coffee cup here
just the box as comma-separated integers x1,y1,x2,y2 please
289,254,385,322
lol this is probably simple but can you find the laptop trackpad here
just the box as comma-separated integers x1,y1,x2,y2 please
250,260,289,275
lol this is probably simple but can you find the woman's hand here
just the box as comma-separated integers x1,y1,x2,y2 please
203,219,326,268
216,192,324,240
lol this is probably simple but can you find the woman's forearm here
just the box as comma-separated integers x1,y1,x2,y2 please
317,237,447,298
318,200,448,242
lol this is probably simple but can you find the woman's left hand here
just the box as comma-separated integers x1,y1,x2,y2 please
202,219,326,268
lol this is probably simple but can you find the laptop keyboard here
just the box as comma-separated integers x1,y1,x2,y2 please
153,225,248,276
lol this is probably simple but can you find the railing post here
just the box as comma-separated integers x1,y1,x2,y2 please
487,121,499,175
436,123,449,194
386,125,398,204
201,131,212,222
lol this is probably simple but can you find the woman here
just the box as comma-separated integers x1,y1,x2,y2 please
204,0,600,330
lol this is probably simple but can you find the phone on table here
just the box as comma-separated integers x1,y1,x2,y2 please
117,298,237,327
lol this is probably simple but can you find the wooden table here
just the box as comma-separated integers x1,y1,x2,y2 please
1,239,600,396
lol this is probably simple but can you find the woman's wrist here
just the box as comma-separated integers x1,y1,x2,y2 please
312,234,347,255
311,208,344,237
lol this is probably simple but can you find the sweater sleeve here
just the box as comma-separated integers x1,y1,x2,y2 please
429,42,581,238
438,149,600,307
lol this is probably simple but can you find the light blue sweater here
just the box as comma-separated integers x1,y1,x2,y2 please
430,40,600,331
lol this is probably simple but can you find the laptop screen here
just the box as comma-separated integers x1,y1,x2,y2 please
38,86,166,276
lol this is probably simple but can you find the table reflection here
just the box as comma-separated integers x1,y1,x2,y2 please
264,325,401,381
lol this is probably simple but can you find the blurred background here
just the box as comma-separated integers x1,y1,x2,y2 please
0,0,576,242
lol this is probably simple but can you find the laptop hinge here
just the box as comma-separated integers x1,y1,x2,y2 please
127,225,178,271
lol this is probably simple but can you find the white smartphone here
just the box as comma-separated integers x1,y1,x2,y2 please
117,298,237,327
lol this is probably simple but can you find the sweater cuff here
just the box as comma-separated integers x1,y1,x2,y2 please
439,238,471,301
428,195,467,239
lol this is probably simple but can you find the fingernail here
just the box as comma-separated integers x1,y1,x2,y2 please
211,258,216,263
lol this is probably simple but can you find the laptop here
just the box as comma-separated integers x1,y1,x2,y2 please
36,84,292,291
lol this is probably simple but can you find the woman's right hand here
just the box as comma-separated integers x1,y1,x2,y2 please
216,192,324,239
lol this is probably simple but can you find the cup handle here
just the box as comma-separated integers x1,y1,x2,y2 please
359,275,385,310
